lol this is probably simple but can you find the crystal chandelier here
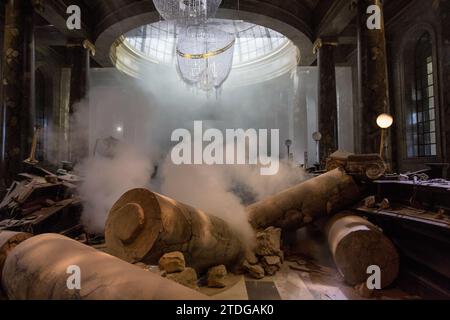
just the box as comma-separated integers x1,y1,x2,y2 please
153,0,222,25
176,25,235,91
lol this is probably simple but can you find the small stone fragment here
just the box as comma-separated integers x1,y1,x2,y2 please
262,255,281,266
255,227,282,257
165,267,198,289
379,198,390,210
363,196,376,208
261,256,281,276
266,264,281,276
245,250,259,265
207,265,227,288
158,251,185,273
243,261,265,279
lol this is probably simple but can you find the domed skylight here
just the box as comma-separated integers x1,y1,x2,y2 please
124,19,289,67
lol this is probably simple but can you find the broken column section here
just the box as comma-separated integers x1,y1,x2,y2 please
326,212,399,289
246,168,362,231
1,233,207,300
105,188,245,272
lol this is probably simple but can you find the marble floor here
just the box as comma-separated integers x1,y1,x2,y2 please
210,227,412,300
209,259,412,300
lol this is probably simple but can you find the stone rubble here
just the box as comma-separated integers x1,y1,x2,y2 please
207,265,227,288
363,195,377,208
255,227,282,257
244,250,258,265
159,251,198,289
243,261,265,279
158,251,185,273
165,267,198,289
242,226,284,279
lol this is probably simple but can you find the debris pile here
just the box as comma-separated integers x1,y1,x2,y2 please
0,127,82,238
242,227,283,278
0,164,82,237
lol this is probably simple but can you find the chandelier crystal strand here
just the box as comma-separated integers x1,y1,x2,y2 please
152,0,222,25
176,24,235,91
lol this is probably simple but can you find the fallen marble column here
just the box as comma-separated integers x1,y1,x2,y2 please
1,233,207,300
246,168,362,231
326,212,399,288
105,188,244,272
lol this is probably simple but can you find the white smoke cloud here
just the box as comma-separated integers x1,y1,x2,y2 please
67,65,306,247
159,160,254,245
158,159,305,246
76,144,152,232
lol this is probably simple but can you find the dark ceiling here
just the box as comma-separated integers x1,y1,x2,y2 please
58,0,327,40
51,0,408,39
41,0,332,66
29,0,412,67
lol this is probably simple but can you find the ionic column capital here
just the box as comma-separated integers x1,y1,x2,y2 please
66,39,96,57
313,38,338,54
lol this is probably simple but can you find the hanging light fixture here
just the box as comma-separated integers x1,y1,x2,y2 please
152,0,222,25
176,24,235,91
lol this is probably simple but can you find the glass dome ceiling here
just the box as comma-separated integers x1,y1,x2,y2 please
124,19,289,67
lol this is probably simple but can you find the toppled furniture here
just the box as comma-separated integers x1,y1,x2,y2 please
326,151,387,180
246,168,362,231
105,188,244,272
326,213,399,288
357,179,450,298
0,127,82,237
1,233,207,300
0,171,82,235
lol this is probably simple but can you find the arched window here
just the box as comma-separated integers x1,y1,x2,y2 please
407,32,437,158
